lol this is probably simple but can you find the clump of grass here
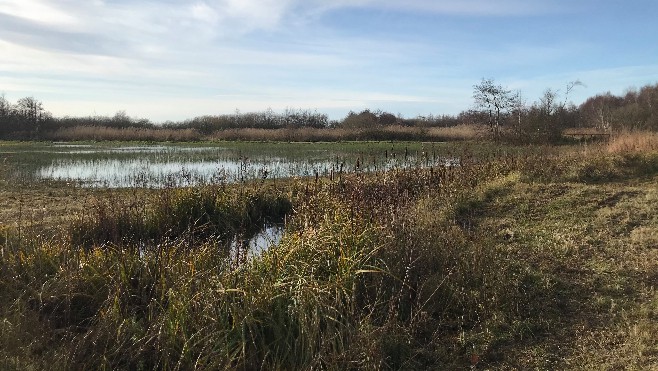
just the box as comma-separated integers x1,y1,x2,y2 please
69,184,292,248
347,172,549,368
426,124,488,141
566,151,658,183
1,194,381,369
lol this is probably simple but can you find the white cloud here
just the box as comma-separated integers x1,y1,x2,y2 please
0,0,566,63
191,2,220,24
297,0,560,17
219,0,292,29
0,0,79,27
381,0,558,16
1,0,654,123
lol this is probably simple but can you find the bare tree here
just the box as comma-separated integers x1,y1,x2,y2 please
473,78,514,139
0,94,12,118
510,90,527,139
564,80,584,107
539,88,558,115
0,94,16,137
15,96,49,133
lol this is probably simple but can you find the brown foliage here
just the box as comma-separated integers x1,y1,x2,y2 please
44,126,201,142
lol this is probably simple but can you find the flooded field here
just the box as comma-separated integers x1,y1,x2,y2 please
1,141,456,188
0,140,464,257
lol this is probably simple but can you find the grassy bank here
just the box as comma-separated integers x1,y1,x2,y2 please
1,138,658,369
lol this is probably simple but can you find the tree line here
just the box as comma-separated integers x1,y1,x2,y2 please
471,79,658,142
0,95,53,139
1,81,657,141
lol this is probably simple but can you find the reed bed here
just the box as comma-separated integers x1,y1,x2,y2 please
206,125,486,142
41,124,486,143
44,126,202,142
607,130,658,153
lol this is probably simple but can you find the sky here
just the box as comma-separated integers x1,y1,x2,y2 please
1,0,657,122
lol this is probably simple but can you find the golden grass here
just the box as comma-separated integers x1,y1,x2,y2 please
425,124,488,141
209,127,348,141
209,124,486,142
563,127,610,135
45,126,202,142
607,130,658,153
38,123,488,143
3,143,658,369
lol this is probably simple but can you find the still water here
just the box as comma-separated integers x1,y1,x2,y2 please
26,142,452,188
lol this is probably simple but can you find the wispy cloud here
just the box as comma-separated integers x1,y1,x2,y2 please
390,0,559,16
0,0,79,27
307,0,561,16
1,0,656,121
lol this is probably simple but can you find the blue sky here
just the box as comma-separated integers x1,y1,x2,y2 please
1,0,657,122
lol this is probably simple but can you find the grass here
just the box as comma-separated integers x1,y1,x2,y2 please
35,124,486,143
607,130,658,154
68,183,292,248
3,139,536,189
43,126,202,142
209,124,486,142
1,135,658,369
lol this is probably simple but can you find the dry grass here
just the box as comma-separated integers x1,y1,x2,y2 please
563,127,610,136
472,175,658,369
607,130,658,153
425,124,488,141
209,125,486,142
38,124,488,143
210,127,348,141
45,126,202,142
2,143,658,369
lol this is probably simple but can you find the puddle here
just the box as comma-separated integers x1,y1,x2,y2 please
136,224,285,260
231,224,285,261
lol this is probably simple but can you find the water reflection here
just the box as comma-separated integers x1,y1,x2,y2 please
38,158,348,188
231,224,284,261
39,159,241,187
34,143,456,188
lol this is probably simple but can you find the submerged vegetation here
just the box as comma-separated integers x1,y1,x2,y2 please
2,134,658,369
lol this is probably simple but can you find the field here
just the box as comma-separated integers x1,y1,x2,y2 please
1,137,658,369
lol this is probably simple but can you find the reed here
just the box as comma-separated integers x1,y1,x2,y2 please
204,125,485,142
607,130,658,153
44,126,202,142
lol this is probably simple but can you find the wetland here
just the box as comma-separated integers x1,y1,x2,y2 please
1,138,658,370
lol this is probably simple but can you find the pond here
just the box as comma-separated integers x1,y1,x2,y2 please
2,141,457,188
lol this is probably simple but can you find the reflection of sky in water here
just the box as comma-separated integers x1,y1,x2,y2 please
230,224,285,260
53,144,223,155
35,144,456,188
38,158,348,188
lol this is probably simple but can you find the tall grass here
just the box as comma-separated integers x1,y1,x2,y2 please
69,184,292,248
210,125,485,142
44,126,202,142
607,130,658,153
40,125,486,143
0,152,536,369
4,143,658,369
